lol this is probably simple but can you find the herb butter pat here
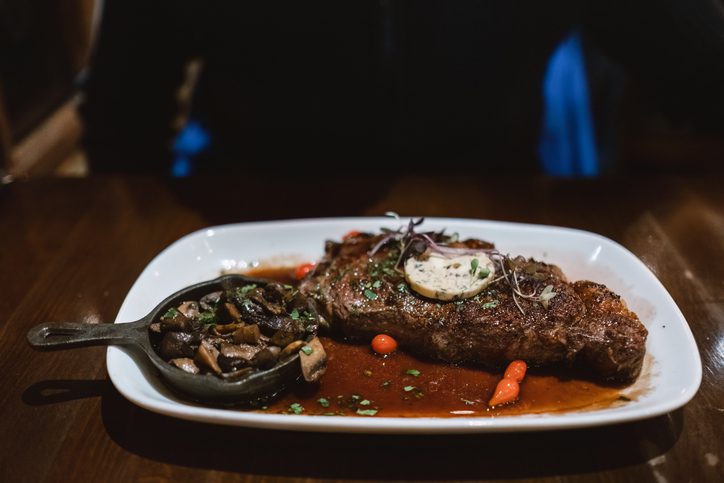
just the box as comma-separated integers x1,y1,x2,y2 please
404,252,495,301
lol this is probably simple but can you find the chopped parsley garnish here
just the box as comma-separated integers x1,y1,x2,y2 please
290,308,300,320
372,280,382,289
351,394,361,402
317,398,330,408
403,386,415,392
482,300,499,309
382,267,397,277
363,289,378,300
301,346,313,356
356,409,378,416
359,399,371,406
397,283,408,293
288,403,304,414
162,307,180,319
236,284,257,297
197,311,216,325
241,299,253,310
405,369,420,377
380,380,391,388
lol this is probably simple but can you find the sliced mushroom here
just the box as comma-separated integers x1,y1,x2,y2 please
195,340,222,375
258,314,289,334
233,324,261,344
217,343,260,372
160,308,193,332
199,291,222,311
170,358,199,374
254,346,281,369
280,340,304,359
247,288,286,315
299,337,327,382
178,301,200,318
201,335,227,347
271,327,301,347
219,342,260,361
225,302,242,322
159,331,196,359
215,322,244,334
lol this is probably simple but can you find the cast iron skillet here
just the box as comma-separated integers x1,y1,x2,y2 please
26,274,315,406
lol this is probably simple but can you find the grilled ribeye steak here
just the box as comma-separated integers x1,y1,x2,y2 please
299,234,647,382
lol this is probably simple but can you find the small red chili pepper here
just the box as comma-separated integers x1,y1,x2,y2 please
294,262,316,280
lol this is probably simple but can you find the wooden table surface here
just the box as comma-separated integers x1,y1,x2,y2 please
0,175,722,482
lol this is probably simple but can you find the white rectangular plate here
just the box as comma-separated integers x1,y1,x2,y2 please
107,217,701,433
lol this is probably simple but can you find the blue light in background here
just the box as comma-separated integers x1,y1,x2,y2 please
539,31,599,177
171,119,210,177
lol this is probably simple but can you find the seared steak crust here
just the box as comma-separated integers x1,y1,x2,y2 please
299,234,648,383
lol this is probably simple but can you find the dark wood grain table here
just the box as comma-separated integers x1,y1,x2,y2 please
0,175,722,482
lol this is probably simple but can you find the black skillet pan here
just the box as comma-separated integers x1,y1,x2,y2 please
26,274,318,406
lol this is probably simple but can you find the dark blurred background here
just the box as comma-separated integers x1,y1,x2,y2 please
1,0,723,178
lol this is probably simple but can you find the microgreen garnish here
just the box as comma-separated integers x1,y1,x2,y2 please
397,283,408,293
290,308,300,320
317,398,330,408
482,300,499,309
288,403,304,414
360,399,371,406
363,289,378,300
372,280,382,289
301,346,313,356
406,369,420,377
403,386,415,392
356,409,378,416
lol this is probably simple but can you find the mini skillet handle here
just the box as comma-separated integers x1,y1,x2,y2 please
26,320,147,351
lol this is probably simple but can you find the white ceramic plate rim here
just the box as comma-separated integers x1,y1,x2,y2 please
107,217,702,434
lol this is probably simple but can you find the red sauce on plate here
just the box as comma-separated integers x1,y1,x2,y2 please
246,266,629,417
